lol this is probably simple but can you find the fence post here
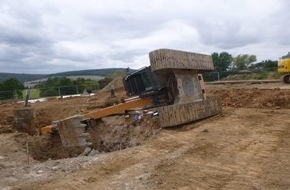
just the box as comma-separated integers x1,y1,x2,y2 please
24,89,30,107
58,87,62,98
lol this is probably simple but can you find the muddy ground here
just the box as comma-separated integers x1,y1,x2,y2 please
0,82,289,190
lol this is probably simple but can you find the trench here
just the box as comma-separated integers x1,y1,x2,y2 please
28,114,161,161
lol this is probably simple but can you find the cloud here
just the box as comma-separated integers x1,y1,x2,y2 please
0,0,289,74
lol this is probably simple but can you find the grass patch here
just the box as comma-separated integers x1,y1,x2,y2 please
22,89,41,99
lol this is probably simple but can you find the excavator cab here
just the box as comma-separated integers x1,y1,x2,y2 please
123,67,161,96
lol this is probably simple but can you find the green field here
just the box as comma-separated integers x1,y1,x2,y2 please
22,89,41,99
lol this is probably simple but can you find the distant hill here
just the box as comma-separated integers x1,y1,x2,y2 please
0,73,46,83
0,68,136,83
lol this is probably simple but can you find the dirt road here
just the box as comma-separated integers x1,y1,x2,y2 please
0,82,290,190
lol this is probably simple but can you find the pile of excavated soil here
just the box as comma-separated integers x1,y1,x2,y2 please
208,88,290,109
89,114,161,152
100,76,125,92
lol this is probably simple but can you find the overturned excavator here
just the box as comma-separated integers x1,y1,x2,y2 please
41,49,222,147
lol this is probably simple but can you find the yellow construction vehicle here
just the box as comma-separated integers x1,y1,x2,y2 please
278,52,290,83
41,49,222,147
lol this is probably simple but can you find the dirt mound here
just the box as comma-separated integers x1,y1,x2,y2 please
89,114,160,152
100,76,125,92
208,88,290,108
222,71,280,81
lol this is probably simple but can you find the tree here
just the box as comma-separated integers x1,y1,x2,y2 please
249,60,278,71
211,52,233,71
0,78,25,100
233,54,257,70
37,77,101,97
263,60,278,71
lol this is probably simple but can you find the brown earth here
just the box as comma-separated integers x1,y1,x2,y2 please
0,82,289,190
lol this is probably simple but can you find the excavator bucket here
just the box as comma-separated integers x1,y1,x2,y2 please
55,115,91,147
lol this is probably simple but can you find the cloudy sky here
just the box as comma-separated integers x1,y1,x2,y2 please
0,0,289,74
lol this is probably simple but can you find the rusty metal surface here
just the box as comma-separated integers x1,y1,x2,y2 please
158,98,222,127
56,115,89,147
83,96,153,120
149,49,214,72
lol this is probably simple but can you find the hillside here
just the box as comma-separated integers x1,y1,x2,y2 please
0,73,46,83
0,68,136,83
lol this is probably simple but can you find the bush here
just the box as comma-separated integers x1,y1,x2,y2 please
40,88,58,97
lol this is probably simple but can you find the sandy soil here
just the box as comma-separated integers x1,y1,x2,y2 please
0,81,289,190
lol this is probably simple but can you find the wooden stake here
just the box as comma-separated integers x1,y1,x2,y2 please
226,96,229,111
26,134,29,166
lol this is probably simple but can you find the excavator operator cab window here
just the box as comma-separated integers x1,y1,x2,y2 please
123,67,160,96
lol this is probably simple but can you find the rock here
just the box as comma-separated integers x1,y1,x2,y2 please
37,170,43,174
52,166,59,171
80,147,92,156
88,149,99,156
203,129,208,133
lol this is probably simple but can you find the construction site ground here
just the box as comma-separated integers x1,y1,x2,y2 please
0,81,290,190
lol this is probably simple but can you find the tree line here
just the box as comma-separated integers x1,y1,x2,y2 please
0,70,128,100
211,52,277,71
204,52,278,81
0,76,114,100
